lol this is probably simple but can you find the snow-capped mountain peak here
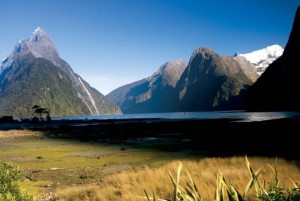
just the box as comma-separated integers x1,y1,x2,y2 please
33,26,42,33
1,27,59,73
29,27,50,42
0,27,121,115
236,44,284,75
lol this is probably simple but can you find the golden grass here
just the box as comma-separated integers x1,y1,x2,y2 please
1,130,299,200
0,130,197,199
0,129,43,139
55,185,102,201
56,157,300,201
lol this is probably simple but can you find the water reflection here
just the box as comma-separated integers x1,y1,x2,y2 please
52,111,300,122
232,111,300,122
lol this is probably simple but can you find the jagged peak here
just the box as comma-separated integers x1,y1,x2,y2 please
191,47,218,59
150,59,187,78
31,27,48,36
146,59,188,88
28,27,51,42
33,26,42,33
164,59,186,68
149,62,171,79
267,44,283,49
238,44,284,64
0,27,58,73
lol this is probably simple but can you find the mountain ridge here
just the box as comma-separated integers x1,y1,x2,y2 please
176,47,257,111
235,44,283,75
107,60,188,113
0,27,121,116
108,47,258,113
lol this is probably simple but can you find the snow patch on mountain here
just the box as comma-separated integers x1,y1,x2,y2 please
236,44,284,75
0,27,60,74
34,27,42,33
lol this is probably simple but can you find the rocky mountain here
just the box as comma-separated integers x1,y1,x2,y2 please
176,47,258,111
107,60,187,113
242,7,300,111
0,27,121,116
108,47,258,113
235,45,284,75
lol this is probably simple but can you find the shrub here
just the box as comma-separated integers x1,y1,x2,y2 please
0,163,33,201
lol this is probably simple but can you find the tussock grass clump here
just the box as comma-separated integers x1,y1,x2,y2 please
144,157,300,201
56,157,300,201
56,185,102,201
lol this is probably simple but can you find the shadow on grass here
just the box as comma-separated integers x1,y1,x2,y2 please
1,117,300,160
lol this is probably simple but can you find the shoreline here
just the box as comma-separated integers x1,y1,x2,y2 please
1,115,299,160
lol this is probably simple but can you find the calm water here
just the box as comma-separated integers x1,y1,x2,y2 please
52,111,300,122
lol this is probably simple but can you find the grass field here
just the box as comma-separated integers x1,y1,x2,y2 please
0,129,299,201
57,157,300,201
0,130,199,200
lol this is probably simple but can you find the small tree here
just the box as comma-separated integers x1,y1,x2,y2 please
32,105,51,122
0,163,33,201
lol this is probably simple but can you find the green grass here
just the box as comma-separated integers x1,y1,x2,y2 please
1,139,196,170
0,130,199,199
19,180,52,197
2,130,300,201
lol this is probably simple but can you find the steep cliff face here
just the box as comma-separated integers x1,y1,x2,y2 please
0,57,91,116
108,47,258,113
242,7,300,111
107,60,187,113
0,27,121,116
176,47,258,111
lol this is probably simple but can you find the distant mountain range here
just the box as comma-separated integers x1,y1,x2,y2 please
0,15,292,116
0,27,121,117
176,47,258,111
107,60,188,113
242,6,300,111
107,47,258,113
235,44,283,75
107,41,285,114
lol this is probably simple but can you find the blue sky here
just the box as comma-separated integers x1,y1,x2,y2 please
0,0,299,94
